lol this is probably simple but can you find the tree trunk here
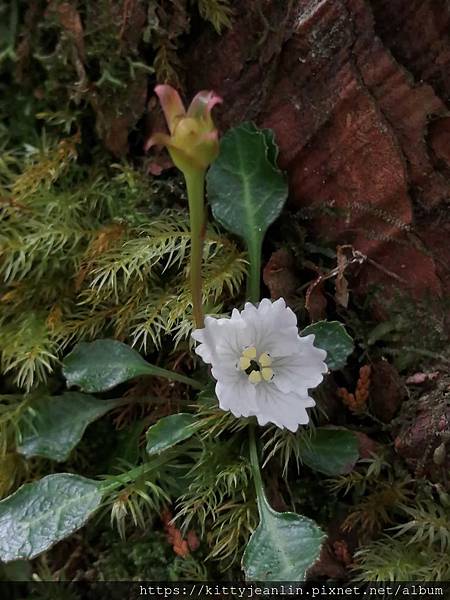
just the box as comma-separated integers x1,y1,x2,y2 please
186,0,450,301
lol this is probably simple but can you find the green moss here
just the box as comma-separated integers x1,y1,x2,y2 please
0,145,246,391
94,531,175,581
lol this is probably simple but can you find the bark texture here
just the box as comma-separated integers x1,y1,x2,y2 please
186,0,450,299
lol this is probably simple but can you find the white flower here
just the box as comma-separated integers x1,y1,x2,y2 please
192,298,328,432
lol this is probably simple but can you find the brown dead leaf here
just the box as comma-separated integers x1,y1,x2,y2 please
353,431,379,459
335,245,350,307
54,2,85,61
91,75,148,156
333,540,353,566
119,0,147,51
15,3,44,83
304,245,365,319
370,359,405,422
305,277,328,321
262,249,298,304
186,530,200,552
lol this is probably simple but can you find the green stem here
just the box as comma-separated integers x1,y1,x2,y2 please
139,364,203,390
100,456,169,494
247,237,265,512
247,239,262,304
184,169,206,329
249,424,267,512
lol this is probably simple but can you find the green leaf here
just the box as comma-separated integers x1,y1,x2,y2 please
299,428,359,476
207,122,288,265
242,496,325,581
146,413,198,456
63,339,201,392
301,320,354,370
0,474,102,562
16,392,121,462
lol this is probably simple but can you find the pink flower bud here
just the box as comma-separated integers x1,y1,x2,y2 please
146,85,222,174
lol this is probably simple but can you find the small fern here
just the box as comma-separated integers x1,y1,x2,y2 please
353,535,450,582
342,480,413,535
176,436,257,566
207,499,258,568
261,425,317,476
353,536,434,581
195,0,233,33
391,500,450,552
102,455,186,540
328,453,414,535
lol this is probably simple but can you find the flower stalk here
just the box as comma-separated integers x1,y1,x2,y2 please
249,424,266,513
146,85,222,328
185,168,206,328
247,238,262,305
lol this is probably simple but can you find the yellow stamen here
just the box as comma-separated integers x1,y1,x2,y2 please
238,346,274,384
242,346,257,359
248,371,262,385
239,356,251,371
258,352,272,367
261,367,274,382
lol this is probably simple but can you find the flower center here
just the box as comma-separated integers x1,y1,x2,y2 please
238,346,273,385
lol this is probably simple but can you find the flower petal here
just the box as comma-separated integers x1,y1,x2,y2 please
154,84,186,134
272,334,328,394
191,298,328,432
255,384,315,432
144,132,172,152
187,90,222,122
240,298,299,356
192,313,249,366
215,376,259,417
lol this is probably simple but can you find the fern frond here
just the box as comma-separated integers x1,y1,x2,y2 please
327,453,391,496
353,535,450,581
1,146,247,387
0,313,59,390
195,0,233,33
193,390,250,439
353,536,430,581
129,287,176,351
176,437,252,538
202,240,247,301
261,426,317,476
153,42,183,87
102,458,175,539
342,480,414,535
81,213,192,301
392,501,450,552
11,135,78,199
207,500,258,568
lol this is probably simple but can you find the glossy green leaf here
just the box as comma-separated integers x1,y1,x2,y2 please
301,320,354,370
17,392,121,462
242,495,325,581
299,428,359,476
207,122,288,265
146,413,198,456
63,339,201,392
0,474,102,562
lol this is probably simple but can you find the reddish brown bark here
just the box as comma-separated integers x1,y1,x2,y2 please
394,375,450,486
185,0,450,299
